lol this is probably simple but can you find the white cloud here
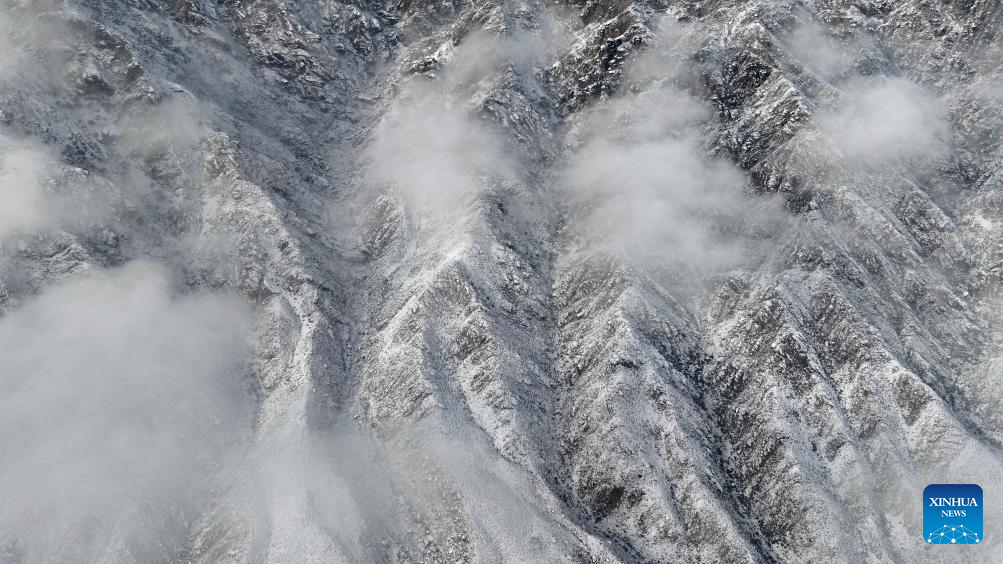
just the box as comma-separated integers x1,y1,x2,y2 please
819,77,949,162
0,262,252,559
364,80,519,210
0,142,51,241
557,19,791,274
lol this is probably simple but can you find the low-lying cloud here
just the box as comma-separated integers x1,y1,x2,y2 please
0,140,51,241
363,31,542,213
0,262,253,561
819,77,949,162
557,19,792,276
0,134,118,246
364,81,519,210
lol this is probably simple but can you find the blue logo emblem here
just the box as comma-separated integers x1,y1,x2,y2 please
924,484,983,545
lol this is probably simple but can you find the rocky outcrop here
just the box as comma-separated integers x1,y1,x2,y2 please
0,0,1001,562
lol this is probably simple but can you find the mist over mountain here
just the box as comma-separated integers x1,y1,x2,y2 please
0,0,1001,562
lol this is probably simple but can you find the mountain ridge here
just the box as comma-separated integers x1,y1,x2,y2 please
0,0,1001,562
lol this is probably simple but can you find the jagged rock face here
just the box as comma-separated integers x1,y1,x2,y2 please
0,0,1001,562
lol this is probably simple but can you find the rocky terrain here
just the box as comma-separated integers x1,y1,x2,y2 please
0,0,1001,562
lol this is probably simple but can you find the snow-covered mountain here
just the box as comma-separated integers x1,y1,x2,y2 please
0,0,1001,562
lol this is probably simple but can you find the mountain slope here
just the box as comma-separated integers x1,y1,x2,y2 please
0,0,1001,562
